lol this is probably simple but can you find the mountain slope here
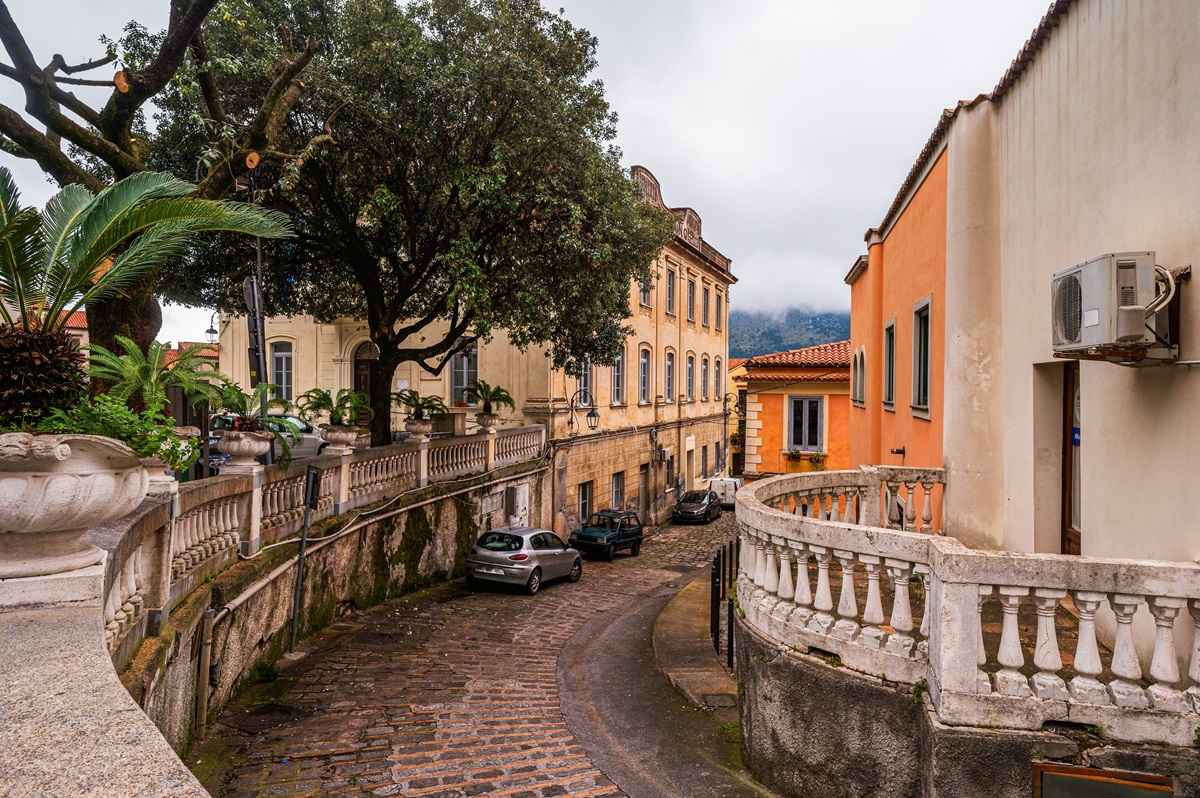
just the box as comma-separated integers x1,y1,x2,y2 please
727,308,850,359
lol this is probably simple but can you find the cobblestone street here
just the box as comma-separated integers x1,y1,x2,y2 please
194,517,741,798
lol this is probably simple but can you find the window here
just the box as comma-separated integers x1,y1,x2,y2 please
612,348,625,405
789,396,824,451
883,321,896,409
701,446,708,478
701,356,709,400
666,455,675,491
451,344,479,405
611,472,624,509
578,481,593,524
714,358,722,397
686,355,695,401
665,352,675,401
851,349,864,407
912,297,931,416
666,270,676,314
687,279,696,321
716,294,723,330
639,281,651,307
579,355,593,406
702,288,710,325
639,348,651,404
271,342,293,400
715,441,722,474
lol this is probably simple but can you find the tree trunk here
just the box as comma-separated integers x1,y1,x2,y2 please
369,346,400,447
86,289,162,395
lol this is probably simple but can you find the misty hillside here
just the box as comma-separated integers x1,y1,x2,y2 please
727,308,850,359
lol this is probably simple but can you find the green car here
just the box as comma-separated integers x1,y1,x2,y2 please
568,510,645,562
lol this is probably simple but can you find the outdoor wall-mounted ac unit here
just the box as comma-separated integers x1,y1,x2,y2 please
658,445,672,462
1051,252,1158,353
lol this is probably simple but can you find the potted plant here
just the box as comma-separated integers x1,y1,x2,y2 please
730,430,745,449
392,389,448,437
214,383,301,466
807,451,828,471
461,379,515,431
784,448,805,461
296,388,373,450
0,166,290,578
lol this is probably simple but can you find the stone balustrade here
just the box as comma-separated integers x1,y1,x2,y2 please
737,467,1200,747
494,426,546,467
429,435,488,479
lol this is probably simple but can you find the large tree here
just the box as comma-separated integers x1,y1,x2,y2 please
0,0,320,351
149,0,676,444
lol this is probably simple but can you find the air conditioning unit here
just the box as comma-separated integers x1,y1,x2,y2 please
1051,252,1158,352
658,445,671,462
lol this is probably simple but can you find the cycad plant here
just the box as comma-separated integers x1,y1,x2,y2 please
0,166,291,428
215,381,302,464
86,336,229,411
296,388,373,428
461,379,515,416
392,388,449,421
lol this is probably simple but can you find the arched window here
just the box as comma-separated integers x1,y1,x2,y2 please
665,352,676,401
701,356,710,400
686,355,695,401
639,348,651,404
612,348,625,404
451,344,478,405
579,355,593,406
714,357,722,398
271,341,293,400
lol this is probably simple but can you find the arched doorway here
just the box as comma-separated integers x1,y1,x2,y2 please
353,342,379,422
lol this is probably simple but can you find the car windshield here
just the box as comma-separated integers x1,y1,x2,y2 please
680,491,707,503
588,514,619,530
476,532,524,552
211,416,235,431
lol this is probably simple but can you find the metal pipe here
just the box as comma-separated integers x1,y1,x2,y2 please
290,500,313,653
194,608,215,742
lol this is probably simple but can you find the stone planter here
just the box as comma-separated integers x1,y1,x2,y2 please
0,433,149,579
475,413,500,432
139,425,201,496
318,425,359,451
216,430,274,467
405,419,434,438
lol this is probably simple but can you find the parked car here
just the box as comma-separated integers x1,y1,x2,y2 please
210,413,329,460
568,510,645,562
672,490,722,524
709,477,744,509
465,528,582,595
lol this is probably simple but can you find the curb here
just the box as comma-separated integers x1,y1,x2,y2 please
652,571,738,709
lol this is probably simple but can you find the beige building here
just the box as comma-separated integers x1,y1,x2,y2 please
220,166,735,533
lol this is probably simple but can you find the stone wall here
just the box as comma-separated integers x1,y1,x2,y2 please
735,619,1200,798
122,465,550,754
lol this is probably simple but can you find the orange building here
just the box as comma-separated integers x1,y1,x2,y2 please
735,341,850,478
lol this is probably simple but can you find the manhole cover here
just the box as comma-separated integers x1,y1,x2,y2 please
222,702,311,734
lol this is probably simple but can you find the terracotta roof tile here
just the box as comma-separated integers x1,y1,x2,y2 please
736,370,848,383
745,340,851,369
63,310,87,329
727,358,747,371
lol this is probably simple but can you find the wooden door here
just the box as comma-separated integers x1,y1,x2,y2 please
1061,362,1081,555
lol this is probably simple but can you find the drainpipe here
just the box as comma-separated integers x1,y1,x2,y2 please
194,608,215,742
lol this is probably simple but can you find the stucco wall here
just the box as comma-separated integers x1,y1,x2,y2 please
742,383,850,474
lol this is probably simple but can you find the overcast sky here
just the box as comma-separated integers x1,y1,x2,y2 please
1,0,1053,342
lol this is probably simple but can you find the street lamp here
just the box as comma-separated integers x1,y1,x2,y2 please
722,392,739,476
567,388,600,432
205,311,220,345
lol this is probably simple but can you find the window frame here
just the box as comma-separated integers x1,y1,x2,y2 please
611,471,623,509
271,341,293,401
687,279,696,321
665,351,675,402
702,287,710,326
883,320,896,411
701,445,708,478
579,355,594,406
714,357,722,398
701,356,709,400
451,345,479,406
611,347,625,405
715,294,723,331
639,281,651,307
911,295,932,419
639,348,651,404
788,395,825,452
666,270,676,315
686,354,695,402
578,481,593,525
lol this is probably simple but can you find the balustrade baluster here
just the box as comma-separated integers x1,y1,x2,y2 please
1187,600,1200,713
993,586,1032,696
789,543,814,627
739,535,752,582
976,585,993,692
844,489,857,524
808,545,835,635
832,550,860,641
1145,596,1188,712
1031,588,1068,699
859,555,885,648
776,543,795,602
1069,590,1110,704
920,482,933,533
884,560,915,656
104,590,120,650
915,564,931,639
904,483,916,531
1107,594,1150,708
829,492,842,523
763,540,780,595
752,535,766,589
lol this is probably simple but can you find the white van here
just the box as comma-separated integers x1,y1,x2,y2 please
709,477,744,509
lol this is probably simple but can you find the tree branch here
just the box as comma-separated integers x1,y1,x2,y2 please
188,31,226,126
0,61,102,128
51,52,117,74
0,102,102,189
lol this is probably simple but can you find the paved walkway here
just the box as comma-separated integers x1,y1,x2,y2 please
193,517,742,798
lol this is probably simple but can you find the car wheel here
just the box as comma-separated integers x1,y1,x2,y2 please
568,559,582,582
465,572,477,589
526,568,542,595
317,443,329,456
604,545,615,563
631,541,641,557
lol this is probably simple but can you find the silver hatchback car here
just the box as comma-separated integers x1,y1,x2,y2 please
465,527,582,595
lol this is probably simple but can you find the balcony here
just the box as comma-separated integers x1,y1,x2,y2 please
735,467,1200,747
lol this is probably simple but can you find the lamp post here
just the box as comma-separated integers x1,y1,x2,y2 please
205,311,219,345
566,389,600,433
722,392,739,476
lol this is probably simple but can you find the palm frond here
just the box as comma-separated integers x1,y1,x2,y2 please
0,208,44,328
35,184,97,322
67,172,195,271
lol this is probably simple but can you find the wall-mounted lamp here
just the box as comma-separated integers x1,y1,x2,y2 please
567,389,600,432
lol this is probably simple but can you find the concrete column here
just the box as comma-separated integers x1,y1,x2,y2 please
484,428,497,472
416,438,430,487
334,450,351,511
223,463,265,556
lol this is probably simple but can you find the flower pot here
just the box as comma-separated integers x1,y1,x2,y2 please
405,419,434,437
319,425,359,450
475,413,500,432
352,432,371,449
0,433,149,578
139,425,201,496
216,430,274,467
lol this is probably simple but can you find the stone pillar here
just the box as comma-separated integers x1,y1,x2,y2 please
484,428,497,472
223,463,264,556
416,437,430,488
333,450,352,512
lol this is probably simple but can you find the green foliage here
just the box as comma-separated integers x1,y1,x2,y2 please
0,325,87,428
296,388,372,427
461,379,515,416
0,166,291,335
392,389,449,422
149,0,676,443
37,394,200,472
1083,724,1103,737
86,336,228,409
215,382,301,464
913,677,928,705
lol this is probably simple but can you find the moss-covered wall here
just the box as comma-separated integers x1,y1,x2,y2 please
122,465,549,754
